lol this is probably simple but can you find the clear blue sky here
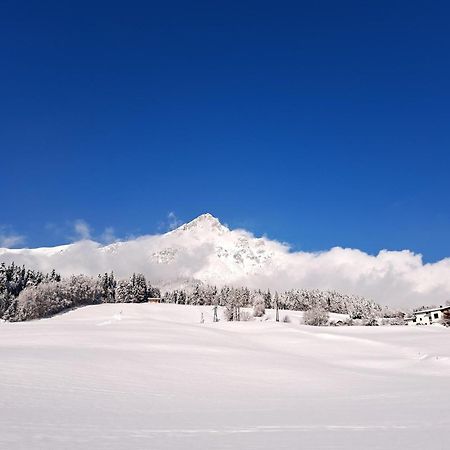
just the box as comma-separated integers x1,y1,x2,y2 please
1,0,449,261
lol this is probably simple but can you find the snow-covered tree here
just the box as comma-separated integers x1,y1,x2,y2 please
11,275,101,322
99,272,116,303
131,273,148,303
303,306,329,326
0,262,61,319
116,279,133,303
115,273,148,303
252,292,265,317
147,283,160,299
264,289,272,308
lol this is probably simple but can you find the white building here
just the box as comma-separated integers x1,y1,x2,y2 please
405,305,450,326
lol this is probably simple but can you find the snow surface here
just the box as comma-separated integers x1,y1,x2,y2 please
1,303,449,449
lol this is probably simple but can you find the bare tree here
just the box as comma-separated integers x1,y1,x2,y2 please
274,292,280,322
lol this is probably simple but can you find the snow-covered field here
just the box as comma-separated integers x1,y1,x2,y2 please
1,304,449,449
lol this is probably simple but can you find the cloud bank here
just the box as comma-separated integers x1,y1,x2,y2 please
0,226,25,248
0,214,449,309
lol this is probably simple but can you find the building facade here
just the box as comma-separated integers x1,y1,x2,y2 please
406,305,450,326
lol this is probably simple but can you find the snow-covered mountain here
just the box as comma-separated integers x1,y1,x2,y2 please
2,213,450,307
0,214,284,289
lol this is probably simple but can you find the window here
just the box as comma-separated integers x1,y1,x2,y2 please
434,313,439,319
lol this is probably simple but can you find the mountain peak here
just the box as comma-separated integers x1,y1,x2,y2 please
192,213,220,224
174,213,229,233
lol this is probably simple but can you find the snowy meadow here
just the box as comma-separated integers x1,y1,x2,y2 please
1,303,449,450
0,260,448,450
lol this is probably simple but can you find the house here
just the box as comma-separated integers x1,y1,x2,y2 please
405,305,450,326
148,297,162,303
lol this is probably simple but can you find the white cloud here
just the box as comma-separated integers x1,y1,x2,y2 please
0,226,25,248
167,212,182,230
0,233,25,248
100,227,117,244
73,220,91,241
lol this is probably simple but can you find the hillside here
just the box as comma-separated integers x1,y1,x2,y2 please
1,303,449,449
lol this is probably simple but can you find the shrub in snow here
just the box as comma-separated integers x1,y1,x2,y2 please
252,293,265,317
303,306,329,326
362,310,379,326
381,317,406,326
362,318,378,326
223,305,234,321
240,311,252,321
282,315,291,323
329,318,353,326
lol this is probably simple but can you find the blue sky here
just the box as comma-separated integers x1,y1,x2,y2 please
1,0,449,262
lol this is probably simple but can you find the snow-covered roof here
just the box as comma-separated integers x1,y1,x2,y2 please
413,305,450,315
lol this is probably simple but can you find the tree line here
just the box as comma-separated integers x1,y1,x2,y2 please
162,284,401,321
0,263,159,322
1,262,401,322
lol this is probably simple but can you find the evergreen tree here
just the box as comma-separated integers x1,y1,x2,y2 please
116,279,133,303
99,272,116,303
132,273,148,303
264,289,272,308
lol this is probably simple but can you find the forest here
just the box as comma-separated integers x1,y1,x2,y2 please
0,262,402,323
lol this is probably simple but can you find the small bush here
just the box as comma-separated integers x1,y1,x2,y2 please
362,316,379,326
381,317,406,326
223,305,234,321
252,293,265,317
282,315,291,323
303,306,329,326
240,311,253,322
